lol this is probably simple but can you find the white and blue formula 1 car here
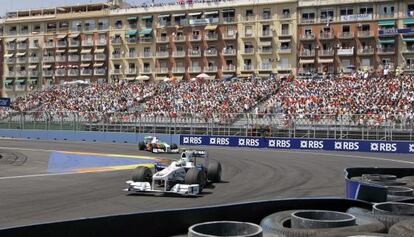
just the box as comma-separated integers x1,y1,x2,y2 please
124,150,222,196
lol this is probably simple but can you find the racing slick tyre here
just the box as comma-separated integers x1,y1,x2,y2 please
170,143,178,150
132,166,152,182
260,210,385,237
207,160,222,183
389,219,414,237
185,168,207,192
138,142,146,150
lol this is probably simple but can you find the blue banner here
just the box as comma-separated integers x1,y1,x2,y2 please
180,135,414,154
0,98,10,107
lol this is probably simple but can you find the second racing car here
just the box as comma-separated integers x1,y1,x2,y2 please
138,136,179,153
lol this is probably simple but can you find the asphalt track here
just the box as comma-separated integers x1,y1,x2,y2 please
0,138,413,229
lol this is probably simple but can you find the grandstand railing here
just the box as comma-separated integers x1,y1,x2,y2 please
0,112,413,141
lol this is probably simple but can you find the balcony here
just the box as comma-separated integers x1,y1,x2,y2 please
44,42,55,48
55,69,66,77
318,49,334,56
56,55,67,62
111,38,122,45
278,64,292,71
260,31,273,38
43,70,54,77
241,16,256,22
68,69,80,76
205,33,218,41
156,68,169,73
112,69,122,74
112,53,122,59
30,43,41,49
6,72,15,77
260,14,272,21
189,35,201,41
17,43,28,50
279,48,292,54
28,71,39,77
43,56,55,62
300,33,315,41
69,40,80,47
337,48,354,56
29,57,40,63
280,13,291,19
223,17,235,23
223,65,236,71
156,36,169,43
357,48,375,55
222,49,236,56
338,32,354,39
174,35,186,42
242,48,254,55
189,50,201,57
94,68,106,76
82,40,94,46
172,67,185,73
242,64,254,71
243,32,254,38
223,33,237,40
126,68,137,74
16,71,27,77
172,51,186,57
98,24,109,31
80,69,93,76
141,52,153,58
140,37,153,43
204,66,218,72
319,32,334,40
205,49,218,57
95,54,106,61
188,66,202,73
259,48,273,54
301,19,315,24
402,46,414,53
68,55,80,62
57,41,67,48
96,39,107,46
16,57,27,63
259,64,273,71
357,31,374,38
299,50,315,57
377,48,395,55
128,53,138,58
142,68,152,74
6,58,15,64
280,29,291,36
81,54,93,61
6,44,16,50
156,51,169,58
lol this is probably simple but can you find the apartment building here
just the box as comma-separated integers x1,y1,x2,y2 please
297,0,414,74
1,2,113,97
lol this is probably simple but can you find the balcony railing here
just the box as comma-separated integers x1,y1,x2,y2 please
222,49,236,55
156,68,169,73
338,32,354,39
6,44,16,50
30,43,41,49
142,68,152,73
300,33,315,40
337,48,354,55
16,71,27,77
69,40,80,47
68,69,80,76
17,57,27,63
278,64,292,70
44,42,55,48
189,50,201,57
82,40,94,46
205,34,218,40
128,53,138,58
95,54,106,61
28,71,39,77
56,55,67,62
377,48,395,54
259,48,273,54
43,70,54,77
113,69,122,74
241,15,256,21
6,58,15,64
299,50,315,57
260,31,273,37
188,66,201,73
174,35,186,42
223,65,236,71
318,49,334,56
43,56,55,62
68,55,80,62
57,42,67,48
112,53,122,59
172,51,186,57
223,33,236,40
205,49,218,56
80,69,93,76
172,67,185,73
204,66,218,72
242,64,254,71
402,46,414,53
17,43,28,50
279,48,292,54
190,35,201,41
357,48,375,55
140,37,153,43
243,48,254,54
223,17,235,23
141,52,153,58
357,31,374,38
259,64,273,70
29,57,40,63
96,39,107,46
55,69,66,77
156,51,169,57
126,68,137,74
94,69,106,75
319,32,334,40
6,72,15,77
112,38,122,44
81,54,93,61
280,29,291,36
156,36,169,43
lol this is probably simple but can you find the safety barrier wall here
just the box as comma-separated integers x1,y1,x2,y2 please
0,129,180,145
180,135,414,154
0,198,371,237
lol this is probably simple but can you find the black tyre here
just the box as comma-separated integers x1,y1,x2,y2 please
138,141,146,150
185,168,207,192
170,143,178,150
261,210,385,237
132,166,152,182
389,219,414,237
207,160,222,183
347,207,414,231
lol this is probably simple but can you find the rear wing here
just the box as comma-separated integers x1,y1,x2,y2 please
181,149,208,159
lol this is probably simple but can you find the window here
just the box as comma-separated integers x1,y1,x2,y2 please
342,25,350,33
408,4,414,16
47,22,56,31
33,24,41,33
262,8,271,19
340,7,354,16
59,21,69,29
262,25,270,35
85,20,95,31
246,9,253,17
245,25,253,36
282,9,290,17
361,24,370,31
115,20,123,29
98,19,109,30
380,4,395,16
301,12,315,22
359,6,373,14
320,9,334,20
71,21,82,31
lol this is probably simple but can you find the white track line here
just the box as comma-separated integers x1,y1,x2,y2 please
0,169,128,180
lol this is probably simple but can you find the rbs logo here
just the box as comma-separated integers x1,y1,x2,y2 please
300,140,324,149
370,143,397,152
268,139,291,148
182,136,202,145
238,138,260,147
209,137,229,145
334,142,359,151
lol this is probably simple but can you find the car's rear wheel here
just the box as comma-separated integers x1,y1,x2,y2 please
185,168,207,192
207,160,222,183
138,142,146,150
132,166,152,182
171,144,178,150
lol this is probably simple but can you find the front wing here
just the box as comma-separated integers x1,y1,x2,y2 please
124,181,200,196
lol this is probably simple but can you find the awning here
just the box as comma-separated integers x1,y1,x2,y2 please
404,19,414,25
4,53,14,58
222,9,235,13
81,49,92,54
43,64,52,69
189,12,202,16
299,59,315,64
94,63,104,67
379,39,395,44
29,78,38,81
16,52,26,57
70,33,80,38
127,16,138,21
139,28,153,35
318,58,334,63
158,14,170,18
260,41,272,46
127,29,138,35
172,13,186,17
5,38,16,42
56,49,66,53
4,79,13,84
68,49,78,53
16,79,26,84
80,63,90,67
204,11,218,15
29,65,38,69
403,37,414,42
141,15,153,20
205,25,217,30
56,34,67,39
95,48,105,53
16,38,28,42
378,20,395,26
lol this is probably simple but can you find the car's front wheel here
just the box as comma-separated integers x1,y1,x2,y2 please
185,168,207,192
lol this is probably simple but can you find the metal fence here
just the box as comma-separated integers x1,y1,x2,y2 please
0,111,413,141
